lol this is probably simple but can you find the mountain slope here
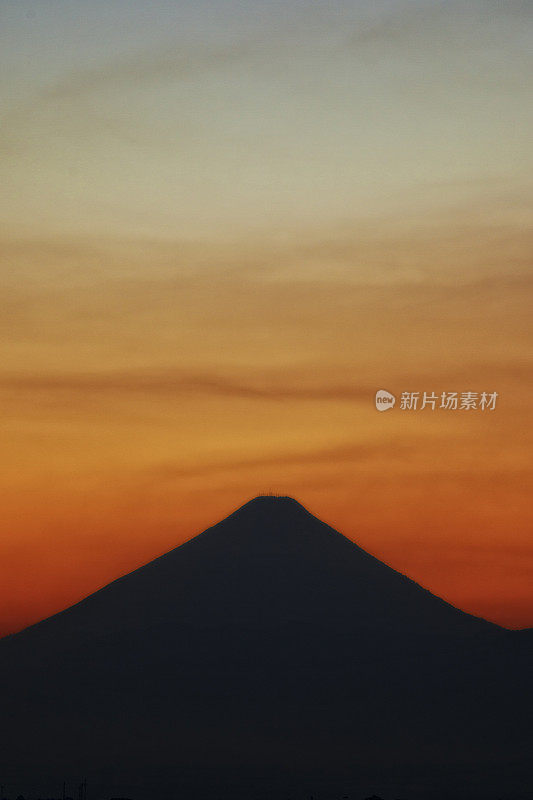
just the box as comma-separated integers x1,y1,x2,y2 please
0,496,531,799
10,496,496,642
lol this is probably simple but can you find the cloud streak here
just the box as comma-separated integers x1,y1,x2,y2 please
0,369,373,402
2,39,253,135
2,357,531,406
145,439,419,482
42,42,252,102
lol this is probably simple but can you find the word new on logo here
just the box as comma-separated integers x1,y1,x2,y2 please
375,389,396,411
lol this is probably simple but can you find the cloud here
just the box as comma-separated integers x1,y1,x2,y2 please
2,203,532,290
1,39,253,136
144,439,418,482
40,41,252,102
346,0,531,52
2,353,531,410
0,369,373,403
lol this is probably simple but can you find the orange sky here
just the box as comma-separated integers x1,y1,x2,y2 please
1,1,532,636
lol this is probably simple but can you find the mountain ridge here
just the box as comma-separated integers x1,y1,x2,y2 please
1,495,530,799
3,495,500,645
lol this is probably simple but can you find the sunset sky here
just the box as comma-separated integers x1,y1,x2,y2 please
1,0,532,636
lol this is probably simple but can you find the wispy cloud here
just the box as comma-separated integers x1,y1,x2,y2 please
0,369,373,402
145,439,419,482
2,39,253,135
41,42,252,102
346,0,531,52
2,356,531,407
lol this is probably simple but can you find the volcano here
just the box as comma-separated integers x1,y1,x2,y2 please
0,496,531,799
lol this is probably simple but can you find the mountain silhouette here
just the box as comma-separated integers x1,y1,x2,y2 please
0,496,531,799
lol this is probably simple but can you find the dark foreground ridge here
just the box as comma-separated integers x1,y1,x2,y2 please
0,496,532,800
